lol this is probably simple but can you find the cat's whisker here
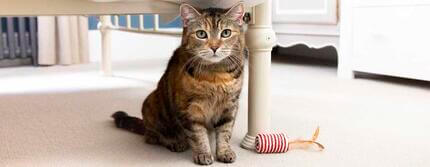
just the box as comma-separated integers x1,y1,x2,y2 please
227,58,237,71
196,62,205,76
227,56,244,74
182,56,200,73
220,49,240,53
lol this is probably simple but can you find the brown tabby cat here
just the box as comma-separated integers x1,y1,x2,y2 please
111,2,246,165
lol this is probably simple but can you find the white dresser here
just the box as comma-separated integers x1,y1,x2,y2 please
272,0,339,49
272,0,343,74
343,0,430,81
274,0,430,81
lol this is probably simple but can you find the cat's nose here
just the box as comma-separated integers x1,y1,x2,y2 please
210,46,219,53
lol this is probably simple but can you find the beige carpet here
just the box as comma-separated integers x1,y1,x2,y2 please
1,53,430,166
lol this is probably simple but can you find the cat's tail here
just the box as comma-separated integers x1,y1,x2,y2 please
111,111,146,135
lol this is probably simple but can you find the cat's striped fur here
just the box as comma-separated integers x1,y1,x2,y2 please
112,3,246,165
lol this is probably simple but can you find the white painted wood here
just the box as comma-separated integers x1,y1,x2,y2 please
276,34,339,50
115,27,182,35
353,0,430,8
351,6,430,81
139,15,144,30
113,15,119,27
272,0,338,24
275,0,430,81
107,14,181,35
273,23,339,36
241,0,277,150
0,0,179,16
153,14,159,31
100,15,113,76
273,0,343,77
126,15,132,29
91,0,268,8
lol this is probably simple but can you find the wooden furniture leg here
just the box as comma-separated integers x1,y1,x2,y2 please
241,0,276,150
99,15,113,76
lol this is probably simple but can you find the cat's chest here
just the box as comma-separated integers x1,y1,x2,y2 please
179,73,243,128
183,73,242,97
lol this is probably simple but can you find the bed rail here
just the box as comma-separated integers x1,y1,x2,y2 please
102,14,182,36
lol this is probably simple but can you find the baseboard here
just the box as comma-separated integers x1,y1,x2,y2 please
0,58,33,68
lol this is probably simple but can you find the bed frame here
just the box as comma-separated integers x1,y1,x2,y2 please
0,0,276,150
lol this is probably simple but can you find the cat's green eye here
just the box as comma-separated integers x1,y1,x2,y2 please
196,30,208,39
221,29,232,38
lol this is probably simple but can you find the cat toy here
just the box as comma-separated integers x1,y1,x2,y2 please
255,127,325,153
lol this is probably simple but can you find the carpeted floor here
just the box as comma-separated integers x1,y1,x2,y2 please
1,51,430,166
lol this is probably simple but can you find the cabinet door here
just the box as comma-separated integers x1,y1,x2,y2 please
272,0,338,24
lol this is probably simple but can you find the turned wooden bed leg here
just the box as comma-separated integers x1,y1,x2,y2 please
99,15,113,76
241,0,276,150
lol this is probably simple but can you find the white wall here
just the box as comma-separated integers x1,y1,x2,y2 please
88,30,182,63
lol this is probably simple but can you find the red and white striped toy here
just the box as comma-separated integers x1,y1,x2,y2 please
255,127,325,153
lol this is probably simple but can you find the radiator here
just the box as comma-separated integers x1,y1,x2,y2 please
0,17,38,67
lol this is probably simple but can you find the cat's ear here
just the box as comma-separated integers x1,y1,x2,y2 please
180,4,201,27
224,2,245,25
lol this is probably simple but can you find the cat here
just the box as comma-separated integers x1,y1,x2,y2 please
111,2,246,165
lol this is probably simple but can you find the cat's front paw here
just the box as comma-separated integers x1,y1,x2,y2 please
193,152,213,165
216,148,236,163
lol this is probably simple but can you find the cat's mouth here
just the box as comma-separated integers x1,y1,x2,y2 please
199,54,226,64
196,49,232,64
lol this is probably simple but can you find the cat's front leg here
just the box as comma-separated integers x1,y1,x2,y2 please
181,105,213,165
215,108,237,163
188,124,213,165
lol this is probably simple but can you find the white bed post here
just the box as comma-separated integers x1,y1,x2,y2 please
99,15,113,76
241,0,276,150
